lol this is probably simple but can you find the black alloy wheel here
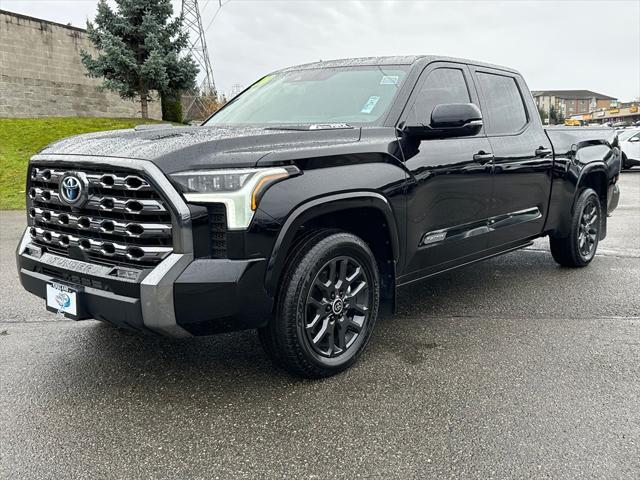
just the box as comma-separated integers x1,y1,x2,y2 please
577,198,599,261
304,256,371,358
258,230,380,378
550,188,601,267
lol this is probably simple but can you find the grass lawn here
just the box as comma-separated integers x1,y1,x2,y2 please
0,117,166,210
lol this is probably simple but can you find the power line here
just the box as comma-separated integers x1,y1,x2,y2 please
204,0,232,32
182,0,217,120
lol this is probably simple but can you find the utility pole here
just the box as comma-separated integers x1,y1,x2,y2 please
230,83,244,98
182,0,217,121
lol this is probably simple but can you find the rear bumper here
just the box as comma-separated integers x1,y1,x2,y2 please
17,229,273,337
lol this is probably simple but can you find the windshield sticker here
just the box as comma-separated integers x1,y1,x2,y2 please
251,75,274,89
380,75,399,85
361,96,380,114
308,123,353,130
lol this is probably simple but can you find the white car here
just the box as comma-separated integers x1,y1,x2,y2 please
619,128,640,170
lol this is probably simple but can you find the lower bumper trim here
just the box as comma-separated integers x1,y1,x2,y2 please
140,253,193,337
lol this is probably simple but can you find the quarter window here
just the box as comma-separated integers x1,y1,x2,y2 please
408,68,471,125
476,72,528,135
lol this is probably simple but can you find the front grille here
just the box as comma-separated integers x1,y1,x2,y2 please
27,165,174,267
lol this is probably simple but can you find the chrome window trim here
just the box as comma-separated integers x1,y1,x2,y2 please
28,154,193,337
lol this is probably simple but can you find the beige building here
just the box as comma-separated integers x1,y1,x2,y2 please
533,90,617,119
570,102,640,125
0,10,161,119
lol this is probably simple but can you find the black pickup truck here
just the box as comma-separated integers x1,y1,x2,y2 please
17,56,621,378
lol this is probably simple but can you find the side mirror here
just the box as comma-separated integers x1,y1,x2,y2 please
629,136,639,143
403,103,483,139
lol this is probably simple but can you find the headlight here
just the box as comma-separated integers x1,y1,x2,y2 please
171,167,291,230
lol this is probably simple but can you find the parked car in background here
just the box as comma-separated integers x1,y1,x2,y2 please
619,128,640,169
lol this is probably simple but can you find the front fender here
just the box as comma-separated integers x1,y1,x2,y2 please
263,192,400,296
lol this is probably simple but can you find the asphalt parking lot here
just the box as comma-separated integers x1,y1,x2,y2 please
1,172,638,479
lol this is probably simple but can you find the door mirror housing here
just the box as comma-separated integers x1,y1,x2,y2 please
628,136,640,143
403,103,483,140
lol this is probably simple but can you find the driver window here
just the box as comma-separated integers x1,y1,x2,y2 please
407,68,471,126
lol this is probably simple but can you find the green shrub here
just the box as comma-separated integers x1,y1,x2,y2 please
162,94,184,124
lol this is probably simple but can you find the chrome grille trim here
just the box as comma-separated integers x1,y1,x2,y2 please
30,154,193,254
27,158,176,267
31,167,153,191
30,207,172,238
30,226,173,262
28,186,167,215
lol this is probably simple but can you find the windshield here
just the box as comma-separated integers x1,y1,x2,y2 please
204,66,409,127
618,129,640,141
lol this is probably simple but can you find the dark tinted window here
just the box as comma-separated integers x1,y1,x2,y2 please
408,68,471,125
476,72,528,135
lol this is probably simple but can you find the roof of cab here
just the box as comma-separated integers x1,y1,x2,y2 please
274,55,519,75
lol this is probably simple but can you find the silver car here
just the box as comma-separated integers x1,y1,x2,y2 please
619,128,640,170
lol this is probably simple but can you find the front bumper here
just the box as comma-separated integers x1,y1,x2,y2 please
17,229,273,337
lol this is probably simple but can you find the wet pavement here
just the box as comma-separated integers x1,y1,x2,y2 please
1,171,638,479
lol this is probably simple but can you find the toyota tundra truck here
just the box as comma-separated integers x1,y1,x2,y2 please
17,56,621,378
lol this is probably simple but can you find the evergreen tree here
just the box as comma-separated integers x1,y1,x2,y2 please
549,105,558,125
538,106,547,124
80,0,198,119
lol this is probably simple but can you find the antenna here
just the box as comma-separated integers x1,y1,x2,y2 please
182,0,217,120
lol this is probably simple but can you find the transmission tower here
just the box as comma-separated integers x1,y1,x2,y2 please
182,0,217,120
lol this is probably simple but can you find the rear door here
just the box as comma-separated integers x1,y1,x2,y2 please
399,62,494,281
471,67,553,247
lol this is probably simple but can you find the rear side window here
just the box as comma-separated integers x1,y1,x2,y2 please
476,72,528,135
407,68,471,125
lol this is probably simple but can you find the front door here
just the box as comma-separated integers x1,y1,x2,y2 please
399,63,494,282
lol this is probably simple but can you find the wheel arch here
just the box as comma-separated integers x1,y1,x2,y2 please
574,163,609,239
576,163,608,208
264,192,400,309
547,161,610,239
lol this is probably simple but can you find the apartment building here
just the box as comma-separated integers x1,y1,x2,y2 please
532,90,618,118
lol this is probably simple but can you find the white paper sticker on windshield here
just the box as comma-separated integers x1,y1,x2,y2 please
380,75,399,85
361,96,380,114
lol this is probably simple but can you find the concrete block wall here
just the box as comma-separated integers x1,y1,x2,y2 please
0,10,161,119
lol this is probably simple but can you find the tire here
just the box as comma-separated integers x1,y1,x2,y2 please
622,153,630,170
259,230,380,378
549,188,601,268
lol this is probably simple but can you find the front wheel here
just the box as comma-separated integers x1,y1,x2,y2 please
550,188,601,267
259,231,380,378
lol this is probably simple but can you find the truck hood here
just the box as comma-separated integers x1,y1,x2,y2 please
39,125,362,174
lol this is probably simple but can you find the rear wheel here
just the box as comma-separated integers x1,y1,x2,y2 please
550,188,601,267
259,231,380,378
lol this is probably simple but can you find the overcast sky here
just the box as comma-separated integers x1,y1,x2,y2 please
3,0,639,100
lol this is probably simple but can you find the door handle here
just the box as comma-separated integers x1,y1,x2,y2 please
535,147,552,157
473,151,494,164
